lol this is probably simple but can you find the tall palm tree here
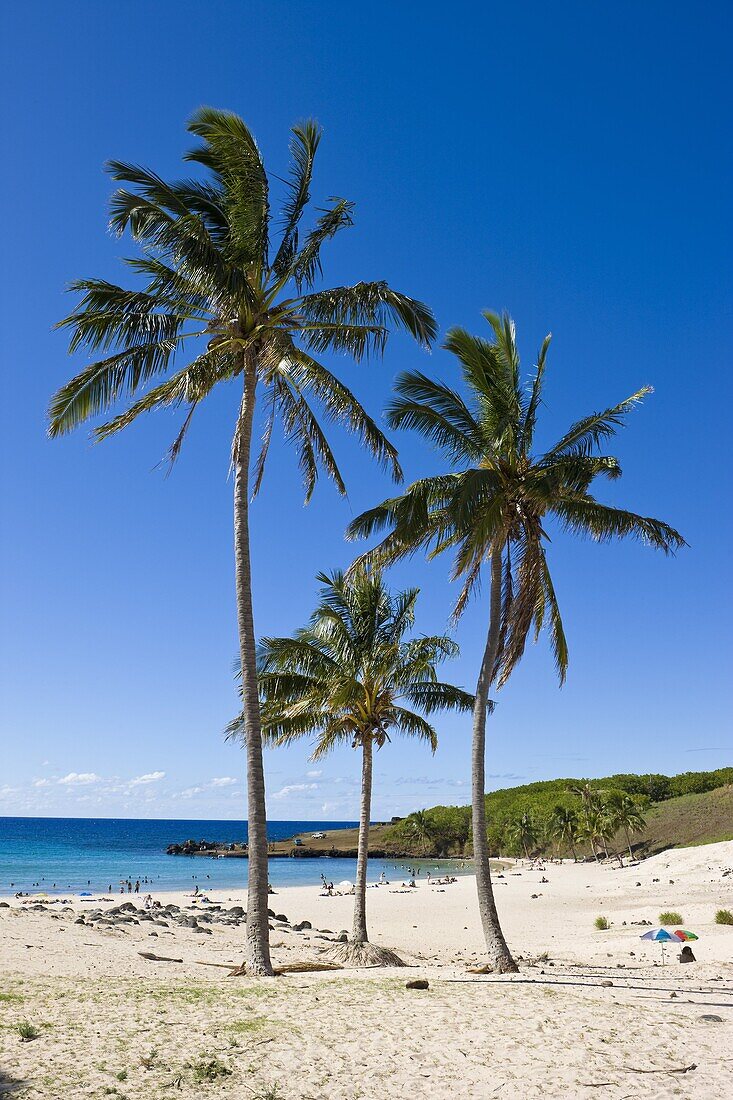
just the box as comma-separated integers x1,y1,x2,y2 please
48,109,436,975
346,311,685,972
604,791,647,860
230,566,473,965
550,805,580,861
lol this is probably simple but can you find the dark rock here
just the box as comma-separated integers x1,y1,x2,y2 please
337,933,348,942
0,902,9,908
600,980,613,987
192,926,212,935
293,920,312,931
699,1014,723,1023
274,914,288,923
406,979,429,990
228,906,245,918
74,917,85,924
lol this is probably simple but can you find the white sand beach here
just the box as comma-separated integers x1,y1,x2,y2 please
1,841,732,1099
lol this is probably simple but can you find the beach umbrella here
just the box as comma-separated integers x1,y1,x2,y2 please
79,892,92,897
672,929,699,941
640,927,678,964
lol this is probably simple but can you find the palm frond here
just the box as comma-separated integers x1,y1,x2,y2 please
387,371,483,461
553,494,687,553
287,347,402,482
298,281,436,352
289,198,354,289
272,120,321,276
185,106,269,267
545,387,652,459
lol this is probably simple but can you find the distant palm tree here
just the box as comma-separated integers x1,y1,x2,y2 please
347,312,685,971
550,805,580,861
406,810,435,855
48,110,435,976
568,783,604,859
507,810,538,859
577,808,606,863
229,566,472,965
604,792,647,860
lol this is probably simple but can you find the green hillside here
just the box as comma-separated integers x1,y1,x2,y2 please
381,768,733,859
640,784,733,853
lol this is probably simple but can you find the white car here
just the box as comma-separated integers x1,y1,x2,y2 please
311,832,326,839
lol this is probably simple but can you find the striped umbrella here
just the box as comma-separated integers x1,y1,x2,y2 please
640,927,678,964
672,929,699,942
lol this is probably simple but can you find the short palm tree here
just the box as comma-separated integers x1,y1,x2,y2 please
231,566,473,965
604,791,647,861
550,805,580,861
347,311,685,971
48,109,435,975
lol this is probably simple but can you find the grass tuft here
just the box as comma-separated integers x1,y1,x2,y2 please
715,908,733,925
17,1019,40,1042
594,915,610,930
190,1056,232,1083
659,911,683,925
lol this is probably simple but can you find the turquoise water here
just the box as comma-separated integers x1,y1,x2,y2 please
0,817,460,896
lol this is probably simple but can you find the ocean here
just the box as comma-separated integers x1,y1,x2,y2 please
0,817,456,897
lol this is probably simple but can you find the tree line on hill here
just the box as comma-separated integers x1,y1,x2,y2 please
384,768,733,860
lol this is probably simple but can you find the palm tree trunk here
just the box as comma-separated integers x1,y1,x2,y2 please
624,826,633,861
352,737,373,944
234,364,273,977
570,840,577,862
471,549,517,973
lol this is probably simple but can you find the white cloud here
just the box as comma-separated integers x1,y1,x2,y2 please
306,770,322,778
271,782,319,800
128,771,166,786
210,777,238,788
57,772,103,786
179,786,205,798
32,778,52,787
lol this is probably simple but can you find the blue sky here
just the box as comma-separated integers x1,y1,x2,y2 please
1,2,731,821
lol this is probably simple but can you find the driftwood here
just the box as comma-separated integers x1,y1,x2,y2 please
138,951,183,963
582,1064,697,1086
624,1063,697,1075
227,960,345,977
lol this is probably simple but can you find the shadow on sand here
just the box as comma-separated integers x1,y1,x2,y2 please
0,1069,27,1097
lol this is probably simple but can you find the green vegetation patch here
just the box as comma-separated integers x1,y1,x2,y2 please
189,1055,232,1083
594,916,610,930
659,911,683,925
715,909,733,925
227,1016,269,1034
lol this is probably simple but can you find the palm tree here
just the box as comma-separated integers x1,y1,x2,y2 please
550,805,580,861
230,566,472,965
507,810,537,859
568,782,603,860
346,311,685,971
406,810,435,855
48,109,436,975
604,791,647,860
577,809,605,863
